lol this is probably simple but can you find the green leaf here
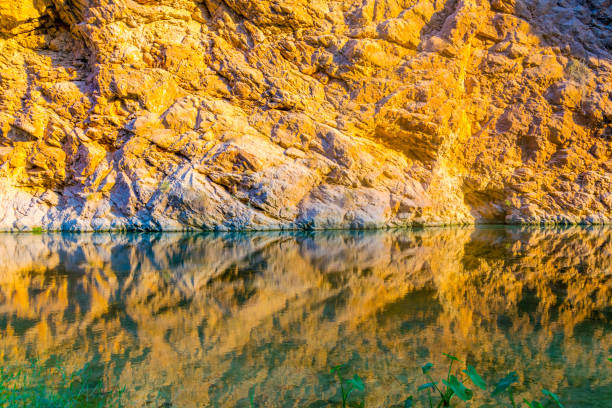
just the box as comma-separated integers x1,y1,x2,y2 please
462,365,487,390
403,396,414,408
348,374,365,391
421,363,433,374
248,387,255,408
542,389,564,408
418,382,437,391
442,375,473,401
492,372,519,396
330,364,346,375
442,353,460,362
523,399,544,408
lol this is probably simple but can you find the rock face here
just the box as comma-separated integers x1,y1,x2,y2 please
0,0,610,231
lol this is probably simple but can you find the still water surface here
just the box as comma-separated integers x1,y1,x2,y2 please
0,227,610,407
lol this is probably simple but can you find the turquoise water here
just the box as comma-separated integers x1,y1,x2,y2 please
0,226,610,406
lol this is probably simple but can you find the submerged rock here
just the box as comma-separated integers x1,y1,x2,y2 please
0,0,610,230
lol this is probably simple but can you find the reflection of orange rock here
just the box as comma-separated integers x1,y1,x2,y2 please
441,233,611,345
0,1,610,231
0,228,609,406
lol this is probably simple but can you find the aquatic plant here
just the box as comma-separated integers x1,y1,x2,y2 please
415,354,479,407
0,359,123,408
410,355,566,408
247,356,568,408
249,386,256,408
491,371,565,408
491,371,520,406
330,364,365,408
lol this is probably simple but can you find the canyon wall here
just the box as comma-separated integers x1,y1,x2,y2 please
0,0,610,231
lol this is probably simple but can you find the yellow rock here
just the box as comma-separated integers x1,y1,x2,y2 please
0,0,609,231
0,0,48,34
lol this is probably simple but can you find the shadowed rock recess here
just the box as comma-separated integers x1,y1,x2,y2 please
0,0,610,231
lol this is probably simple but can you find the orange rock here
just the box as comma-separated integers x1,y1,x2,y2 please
0,0,609,231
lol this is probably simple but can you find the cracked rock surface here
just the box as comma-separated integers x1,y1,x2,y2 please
0,0,610,231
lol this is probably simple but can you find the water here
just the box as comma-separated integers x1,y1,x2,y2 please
0,226,610,407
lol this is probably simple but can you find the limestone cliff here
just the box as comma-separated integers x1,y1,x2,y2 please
0,0,610,231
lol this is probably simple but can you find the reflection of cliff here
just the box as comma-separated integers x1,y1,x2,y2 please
0,228,610,407
442,227,611,331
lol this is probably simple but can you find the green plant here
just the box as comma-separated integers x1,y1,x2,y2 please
414,355,564,408
0,359,123,408
492,371,519,407
330,364,365,408
542,389,564,407
417,354,480,407
30,227,43,234
248,386,255,408
521,390,564,408
492,373,564,408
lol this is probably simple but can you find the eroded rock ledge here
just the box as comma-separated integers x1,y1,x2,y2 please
0,0,610,231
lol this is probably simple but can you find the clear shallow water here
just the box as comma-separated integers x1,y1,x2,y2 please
0,226,610,407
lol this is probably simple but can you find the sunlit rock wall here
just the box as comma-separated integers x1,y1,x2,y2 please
0,0,610,230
